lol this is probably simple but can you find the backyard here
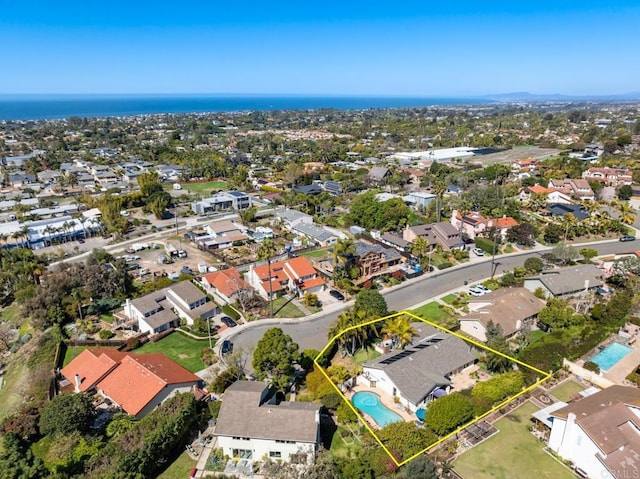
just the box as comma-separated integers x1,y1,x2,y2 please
158,451,197,479
549,380,586,403
136,332,208,372
453,401,574,479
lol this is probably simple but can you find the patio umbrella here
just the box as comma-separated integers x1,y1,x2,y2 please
416,408,426,420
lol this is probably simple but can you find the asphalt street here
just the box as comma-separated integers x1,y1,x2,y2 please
227,239,636,359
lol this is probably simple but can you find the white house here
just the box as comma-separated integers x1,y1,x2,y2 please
274,209,313,231
122,281,217,334
548,385,640,479
215,381,321,464
362,323,477,412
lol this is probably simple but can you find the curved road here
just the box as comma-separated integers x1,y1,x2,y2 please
228,239,635,354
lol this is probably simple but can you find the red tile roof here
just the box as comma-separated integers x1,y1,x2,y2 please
97,353,199,416
203,268,250,297
491,217,519,229
252,257,322,295
284,256,318,279
527,185,552,195
61,349,128,392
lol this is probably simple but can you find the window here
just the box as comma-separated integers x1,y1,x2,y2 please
275,440,295,444
269,451,281,458
232,436,250,441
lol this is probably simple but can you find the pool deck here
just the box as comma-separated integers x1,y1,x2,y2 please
346,381,417,427
602,344,640,384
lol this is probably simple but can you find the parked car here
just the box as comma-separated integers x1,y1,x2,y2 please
126,263,140,271
221,316,237,328
139,269,150,276
620,235,636,242
329,289,345,301
475,285,491,293
178,250,188,258
468,289,484,297
472,248,485,256
221,340,233,355
77,238,85,244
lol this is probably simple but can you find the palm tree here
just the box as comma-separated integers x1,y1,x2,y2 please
432,182,446,222
527,193,547,213
257,237,278,317
615,200,637,225
382,316,417,350
332,237,355,279
410,237,430,268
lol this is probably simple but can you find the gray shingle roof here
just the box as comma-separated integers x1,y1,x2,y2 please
364,323,477,405
215,381,320,443
526,264,603,296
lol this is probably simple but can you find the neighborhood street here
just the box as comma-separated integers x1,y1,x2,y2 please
226,239,637,362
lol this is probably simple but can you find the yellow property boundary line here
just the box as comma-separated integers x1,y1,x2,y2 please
313,311,551,467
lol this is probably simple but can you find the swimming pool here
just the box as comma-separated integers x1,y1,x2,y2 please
591,342,632,372
352,391,402,427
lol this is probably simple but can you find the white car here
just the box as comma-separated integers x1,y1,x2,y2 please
475,285,491,293
472,248,485,256
468,289,484,297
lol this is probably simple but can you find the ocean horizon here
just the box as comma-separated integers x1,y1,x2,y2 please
0,94,495,121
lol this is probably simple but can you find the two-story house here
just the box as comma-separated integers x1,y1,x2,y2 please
246,256,325,300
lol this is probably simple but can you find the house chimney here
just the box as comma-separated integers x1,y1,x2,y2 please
74,374,81,391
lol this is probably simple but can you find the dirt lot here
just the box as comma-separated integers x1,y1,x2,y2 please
124,236,226,280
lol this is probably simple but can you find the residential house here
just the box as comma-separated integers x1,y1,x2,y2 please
362,323,477,412
274,209,313,231
194,220,250,250
450,210,489,239
548,179,595,201
582,167,633,187
403,191,436,209
511,158,539,173
61,349,200,418
548,386,640,479
459,288,546,342
519,184,573,204
122,280,217,334
322,181,343,196
546,203,590,221
191,191,251,215
380,233,411,252
292,183,322,195
486,216,519,240
246,256,325,300
201,268,253,305
293,222,339,247
368,166,390,184
523,264,603,298
8,173,37,187
215,381,321,464
354,240,402,279
403,222,463,251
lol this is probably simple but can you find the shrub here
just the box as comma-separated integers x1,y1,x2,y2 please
336,401,357,424
222,304,241,320
201,347,218,366
474,237,497,255
320,392,343,410
208,400,222,419
437,261,453,270
583,361,601,374
98,329,115,340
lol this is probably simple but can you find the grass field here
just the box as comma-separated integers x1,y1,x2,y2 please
158,451,197,479
0,360,30,420
271,296,304,318
182,180,228,194
299,248,331,259
550,380,585,402
441,294,457,304
137,332,207,372
453,402,574,479
412,301,452,322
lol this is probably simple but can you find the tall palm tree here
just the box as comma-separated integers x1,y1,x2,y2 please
382,316,417,350
257,237,278,317
332,237,355,279
432,182,446,222
410,237,430,268
615,200,637,225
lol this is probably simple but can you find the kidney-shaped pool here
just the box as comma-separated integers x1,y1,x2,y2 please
352,391,402,427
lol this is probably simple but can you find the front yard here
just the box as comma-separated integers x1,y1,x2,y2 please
453,401,574,479
412,301,457,329
268,296,304,318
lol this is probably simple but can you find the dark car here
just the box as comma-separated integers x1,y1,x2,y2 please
77,237,85,244
620,235,636,242
221,316,237,328
126,262,140,271
221,340,233,355
329,289,345,301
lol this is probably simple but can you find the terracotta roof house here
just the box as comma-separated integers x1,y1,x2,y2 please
548,386,640,479
459,288,546,342
122,280,217,334
403,222,463,251
523,264,603,298
362,323,477,412
201,268,253,304
61,350,200,418
246,256,325,300
215,381,321,464
582,167,633,187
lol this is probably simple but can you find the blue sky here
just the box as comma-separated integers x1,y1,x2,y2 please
1,1,639,96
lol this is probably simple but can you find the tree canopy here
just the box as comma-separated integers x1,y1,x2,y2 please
354,288,388,319
252,327,300,390
424,392,474,435
39,393,94,437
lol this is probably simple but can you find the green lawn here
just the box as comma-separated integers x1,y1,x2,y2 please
529,330,546,345
300,248,331,259
271,296,304,318
453,402,574,479
441,294,457,304
100,313,115,324
0,360,30,420
158,451,197,479
137,332,207,372
351,347,381,365
330,425,361,457
550,380,585,402
63,345,93,367
182,180,228,194
413,301,451,322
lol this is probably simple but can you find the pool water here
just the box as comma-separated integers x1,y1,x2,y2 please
352,391,402,427
591,342,632,372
